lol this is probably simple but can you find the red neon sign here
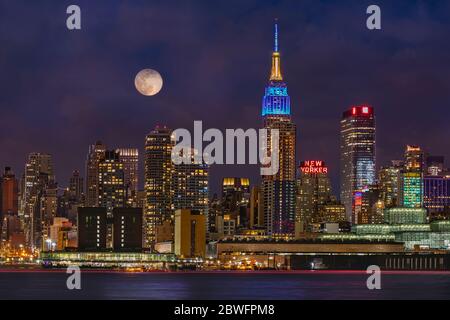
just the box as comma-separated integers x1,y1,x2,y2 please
300,160,328,174
349,105,373,117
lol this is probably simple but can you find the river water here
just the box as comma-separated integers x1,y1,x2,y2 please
1,270,449,300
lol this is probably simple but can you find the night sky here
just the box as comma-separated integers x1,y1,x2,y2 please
1,0,449,195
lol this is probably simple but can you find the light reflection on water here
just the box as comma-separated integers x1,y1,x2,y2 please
1,271,450,300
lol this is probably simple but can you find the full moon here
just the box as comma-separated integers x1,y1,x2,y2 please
134,69,163,96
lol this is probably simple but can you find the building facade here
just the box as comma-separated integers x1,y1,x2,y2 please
144,126,174,247
98,150,125,215
173,149,209,230
249,186,264,229
77,207,107,251
174,209,206,258
85,141,106,207
340,105,376,221
22,153,54,249
112,207,143,251
221,178,250,212
1,167,21,245
221,177,250,228
379,160,403,208
399,145,424,208
296,161,333,232
116,148,139,207
1,167,19,216
352,185,383,225
424,175,450,213
69,170,84,204
426,156,445,176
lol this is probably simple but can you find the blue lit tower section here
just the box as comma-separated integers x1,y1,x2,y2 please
262,23,291,117
262,84,290,116
261,21,297,237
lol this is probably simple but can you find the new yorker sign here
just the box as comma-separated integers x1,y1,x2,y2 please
300,161,328,174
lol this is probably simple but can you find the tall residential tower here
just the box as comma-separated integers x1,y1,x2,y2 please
173,149,209,230
85,141,106,207
22,153,54,249
98,150,125,215
144,126,174,247
116,148,139,207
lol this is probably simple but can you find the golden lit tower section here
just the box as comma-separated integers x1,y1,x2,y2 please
261,21,297,237
144,126,174,248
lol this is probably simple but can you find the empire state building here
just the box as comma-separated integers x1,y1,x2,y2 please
261,21,297,237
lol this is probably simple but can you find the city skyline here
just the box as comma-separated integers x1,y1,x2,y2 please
3,18,447,250
1,1,450,195
2,2,450,303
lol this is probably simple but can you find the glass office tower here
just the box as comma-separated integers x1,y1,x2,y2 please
340,105,376,222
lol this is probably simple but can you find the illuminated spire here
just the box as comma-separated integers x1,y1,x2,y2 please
270,19,283,81
274,21,279,52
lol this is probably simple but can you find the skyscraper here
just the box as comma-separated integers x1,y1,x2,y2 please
98,150,125,215
296,161,333,232
379,160,403,208
426,155,445,176
261,21,297,237
340,105,376,222
40,180,58,244
405,145,424,172
1,167,20,244
57,170,85,224
249,186,264,229
222,178,250,210
424,175,450,213
116,148,139,207
22,153,54,249
1,167,19,216
353,185,382,225
423,155,449,214
221,178,250,228
399,145,424,208
85,141,106,207
173,149,209,230
69,170,84,203
144,126,174,247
